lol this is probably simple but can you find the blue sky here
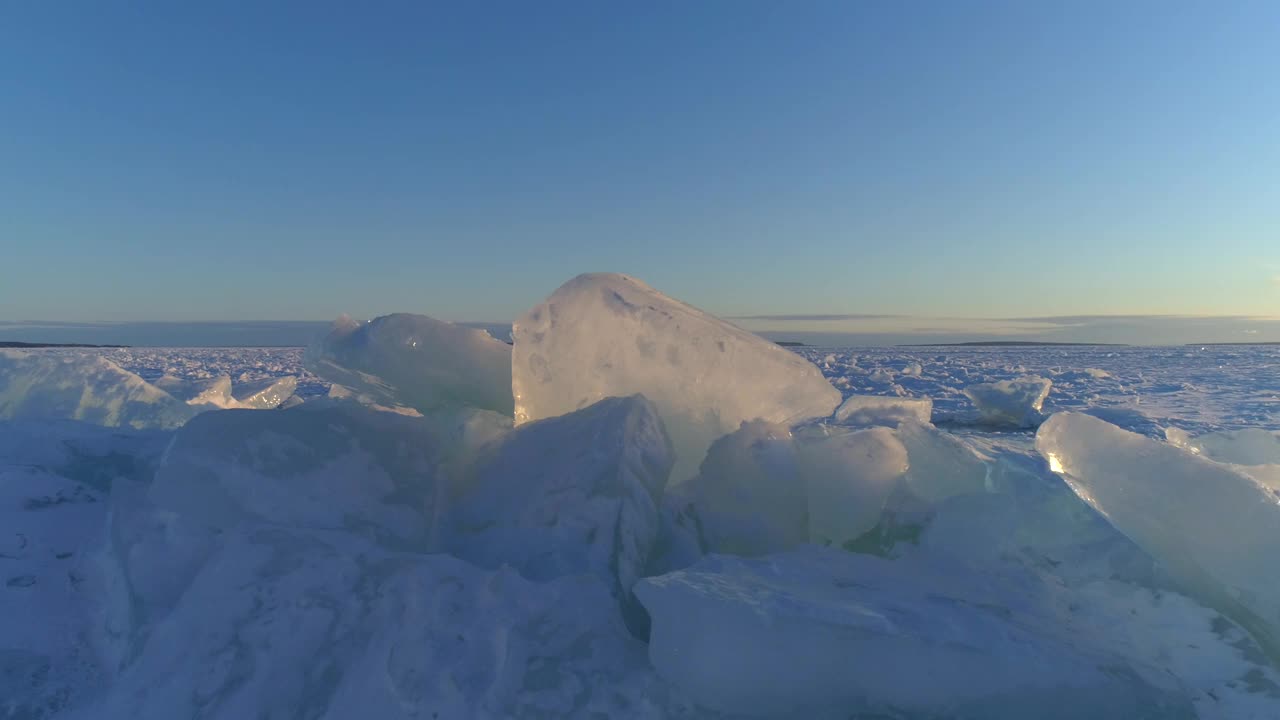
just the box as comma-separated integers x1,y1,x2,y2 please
2,2,1278,338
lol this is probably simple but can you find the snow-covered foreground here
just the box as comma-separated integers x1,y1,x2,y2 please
2,275,1279,719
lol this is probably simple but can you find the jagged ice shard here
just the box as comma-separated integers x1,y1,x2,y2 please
1038,412,1280,661
965,375,1052,427
511,273,840,482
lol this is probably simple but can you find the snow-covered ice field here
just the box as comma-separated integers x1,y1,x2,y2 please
2,275,1279,719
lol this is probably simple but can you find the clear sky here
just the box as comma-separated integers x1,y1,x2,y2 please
3,1,1278,332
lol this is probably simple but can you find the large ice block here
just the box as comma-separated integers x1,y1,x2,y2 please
965,375,1052,427
512,273,840,481
1038,412,1280,661
679,420,806,556
798,426,909,547
230,375,298,409
832,394,932,426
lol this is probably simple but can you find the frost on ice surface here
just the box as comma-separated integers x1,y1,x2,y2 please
306,313,514,416
511,273,840,481
0,350,195,429
1038,412,1280,662
149,403,447,550
636,547,1195,719
965,374,1053,427
444,394,672,602
832,394,932,426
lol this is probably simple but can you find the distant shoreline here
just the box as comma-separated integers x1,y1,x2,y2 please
1184,341,1280,346
0,341,130,349
898,341,1128,347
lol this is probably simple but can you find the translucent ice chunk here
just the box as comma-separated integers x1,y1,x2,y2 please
680,420,805,556
798,426,908,547
1166,427,1280,466
1038,412,1280,661
230,375,298,409
512,273,840,481
965,375,1052,427
153,374,236,408
832,394,932,426
306,313,514,416
897,420,990,502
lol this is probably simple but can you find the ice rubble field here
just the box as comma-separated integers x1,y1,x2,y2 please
1,275,1279,719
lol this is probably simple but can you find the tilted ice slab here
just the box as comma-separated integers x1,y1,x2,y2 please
230,375,298,409
306,313,514,416
965,375,1052,427
0,350,195,429
1166,427,1280,489
832,394,931,426
149,402,449,550
897,420,990,502
152,373,236,408
1038,412,1280,661
1165,427,1280,466
636,547,1194,719
512,273,840,482
444,394,672,601
73,526,674,720
152,373,298,410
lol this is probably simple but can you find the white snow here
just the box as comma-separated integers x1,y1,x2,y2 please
305,313,514,416
832,394,932,426
636,547,1194,718
965,374,1053,426
511,273,840,482
75,526,672,720
1039,412,1280,662
149,402,450,549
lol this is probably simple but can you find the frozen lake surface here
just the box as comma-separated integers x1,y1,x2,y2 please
3,286,1279,720
88,342,1280,434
